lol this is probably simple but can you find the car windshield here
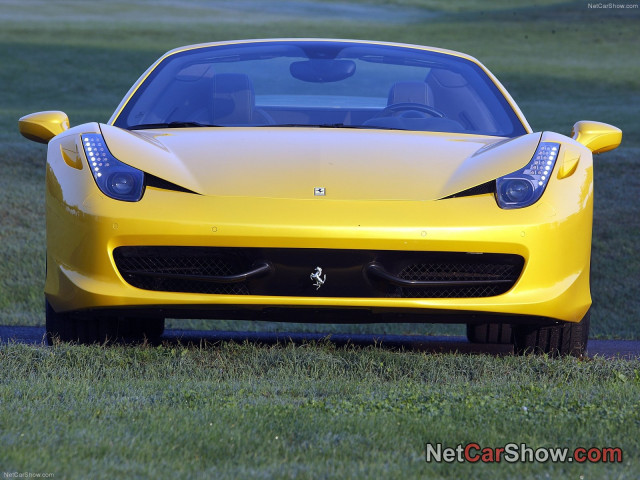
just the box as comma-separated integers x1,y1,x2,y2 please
113,41,527,137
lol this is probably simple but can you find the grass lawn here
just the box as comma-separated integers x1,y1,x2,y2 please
0,1,639,478
1,341,639,479
0,0,638,337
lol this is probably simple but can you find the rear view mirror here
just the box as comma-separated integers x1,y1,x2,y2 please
571,120,622,154
19,111,69,144
290,59,356,83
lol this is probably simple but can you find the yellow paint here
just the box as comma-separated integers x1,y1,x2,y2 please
18,39,624,327
42,125,596,324
571,120,622,154
18,111,69,144
60,143,83,170
101,124,540,201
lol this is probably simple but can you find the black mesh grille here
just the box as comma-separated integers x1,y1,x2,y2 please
114,247,250,295
113,247,523,298
396,283,512,298
394,261,519,297
398,262,516,281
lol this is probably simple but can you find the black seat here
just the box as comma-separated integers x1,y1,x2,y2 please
387,81,434,106
211,73,256,125
362,80,463,132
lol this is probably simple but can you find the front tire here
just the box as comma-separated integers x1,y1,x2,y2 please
466,323,513,344
45,299,164,345
512,309,590,357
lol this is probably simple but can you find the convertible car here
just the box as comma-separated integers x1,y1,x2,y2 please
19,39,621,355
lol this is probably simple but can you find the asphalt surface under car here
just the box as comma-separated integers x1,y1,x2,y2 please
0,325,638,359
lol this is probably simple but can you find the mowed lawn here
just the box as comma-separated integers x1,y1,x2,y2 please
0,0,638,337
0,1,639,478
1,342,639,479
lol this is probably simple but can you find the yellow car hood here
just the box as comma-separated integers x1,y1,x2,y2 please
101,125,541,201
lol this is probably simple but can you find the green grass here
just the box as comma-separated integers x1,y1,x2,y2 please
1,341,639,479
1,1,638,336
0,4,639,475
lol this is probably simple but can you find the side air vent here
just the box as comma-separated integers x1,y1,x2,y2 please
145,174,198,194
442,181,495,199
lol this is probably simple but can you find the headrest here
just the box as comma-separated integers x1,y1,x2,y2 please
212,73,255,124
387,81,434,105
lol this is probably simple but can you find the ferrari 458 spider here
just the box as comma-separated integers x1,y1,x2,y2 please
19,39,621,354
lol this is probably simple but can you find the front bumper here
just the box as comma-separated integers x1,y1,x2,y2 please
45,157,593,324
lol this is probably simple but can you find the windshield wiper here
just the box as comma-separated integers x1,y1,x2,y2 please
129,121,220,130
268,123,399,130
129,122,400,131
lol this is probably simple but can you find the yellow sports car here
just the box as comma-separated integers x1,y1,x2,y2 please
19,39,621,355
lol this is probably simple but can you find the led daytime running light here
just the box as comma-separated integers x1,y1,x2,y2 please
496,142,560,209
82,133,145,202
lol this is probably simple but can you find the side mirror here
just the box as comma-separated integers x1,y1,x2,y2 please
571,120,621,154
18,111,69,144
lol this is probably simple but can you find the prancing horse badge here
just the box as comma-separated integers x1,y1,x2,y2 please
310,266,326,290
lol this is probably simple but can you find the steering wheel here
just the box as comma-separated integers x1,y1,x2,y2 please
373,102,445,119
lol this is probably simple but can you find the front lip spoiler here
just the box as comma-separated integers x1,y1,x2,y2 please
67,304,563,326
364,262,515,287
122,261,273,284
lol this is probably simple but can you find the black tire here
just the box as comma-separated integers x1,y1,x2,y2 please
46,299,164,345
45,299,80,345
512,309,590,357
466,323,513,344
117,317,165,342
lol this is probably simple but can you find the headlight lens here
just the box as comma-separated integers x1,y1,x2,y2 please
496,141,560,209
82,133,145,202
501,179,533,203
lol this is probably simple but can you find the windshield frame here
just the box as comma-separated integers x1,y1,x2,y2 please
110,39,530,137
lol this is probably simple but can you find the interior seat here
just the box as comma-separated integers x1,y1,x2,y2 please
387,81,435,106
211,73,256,125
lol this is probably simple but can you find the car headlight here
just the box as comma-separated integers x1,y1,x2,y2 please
82,133,145,202
496,141,560,209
